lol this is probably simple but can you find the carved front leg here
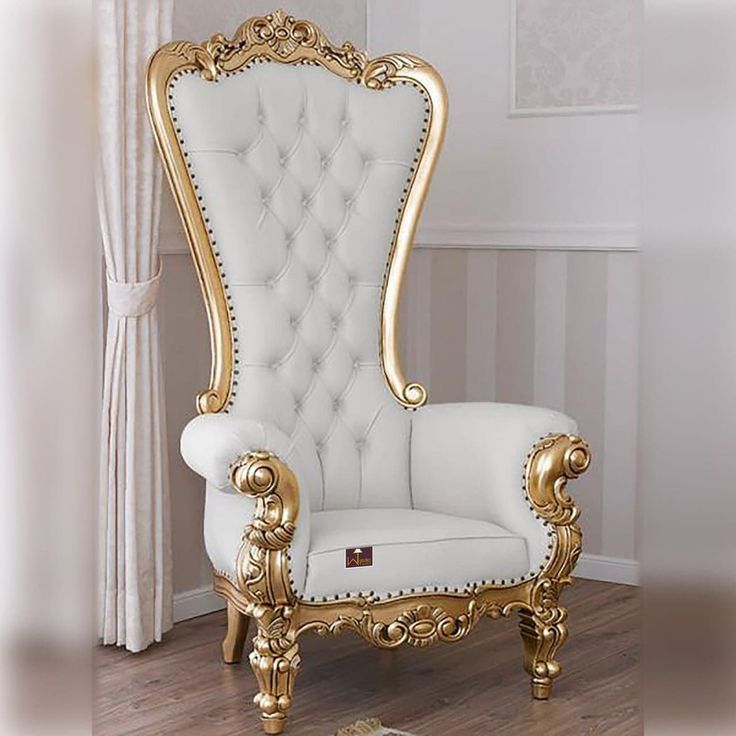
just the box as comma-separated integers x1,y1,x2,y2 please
230,451,301,734
250,606,301,734
521,434,590,699
519,582,568,699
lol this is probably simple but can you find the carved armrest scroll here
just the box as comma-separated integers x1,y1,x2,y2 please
525,434,590,527
229,451,300,610
524,434,591,582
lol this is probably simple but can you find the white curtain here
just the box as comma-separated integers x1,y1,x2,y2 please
96,0,174,653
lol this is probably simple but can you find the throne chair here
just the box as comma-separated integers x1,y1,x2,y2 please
147,11,591,734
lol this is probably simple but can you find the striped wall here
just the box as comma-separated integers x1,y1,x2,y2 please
399,248,640,563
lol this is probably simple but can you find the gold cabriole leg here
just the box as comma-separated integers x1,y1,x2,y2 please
222,601,250,664
518,603,568,699
250,607,301,734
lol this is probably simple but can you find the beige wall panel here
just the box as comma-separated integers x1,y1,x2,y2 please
428,250,468,404
533,251,568,412
601,252,639,560
158,254,212,594
564,252,609,555
495,251,536,406
465,250,498,402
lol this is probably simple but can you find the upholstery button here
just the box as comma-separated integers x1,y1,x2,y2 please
279,157,286,166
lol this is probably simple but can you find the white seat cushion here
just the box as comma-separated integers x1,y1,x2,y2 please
303,509,530,600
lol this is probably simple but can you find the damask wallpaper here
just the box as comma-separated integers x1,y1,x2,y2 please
513,0,639,113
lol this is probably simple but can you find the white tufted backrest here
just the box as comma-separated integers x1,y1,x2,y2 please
169,61,429,511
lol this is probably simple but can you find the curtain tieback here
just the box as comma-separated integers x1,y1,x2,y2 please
106,263,162,317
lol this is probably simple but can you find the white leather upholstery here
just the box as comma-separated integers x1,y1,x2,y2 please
173,61,582,601
304,509,530,600
181,414,311,591
411,403,577,571
171,62,427,512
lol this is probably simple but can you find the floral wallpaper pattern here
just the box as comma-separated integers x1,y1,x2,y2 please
514,0,639,112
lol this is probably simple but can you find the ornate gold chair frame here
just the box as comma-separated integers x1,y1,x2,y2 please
147,11,590,734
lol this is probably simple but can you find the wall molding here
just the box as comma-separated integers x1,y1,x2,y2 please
161,224,640,256
575,553,639,586
415,224,639,251
509,0,639,119
173,553,639,623
173,584,226,623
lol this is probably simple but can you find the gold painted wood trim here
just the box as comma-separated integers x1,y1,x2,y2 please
146,9,446,413
213,433,589,729
214,434,591,652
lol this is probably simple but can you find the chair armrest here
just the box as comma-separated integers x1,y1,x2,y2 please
181,414,297,491
180,414,310,595
410,402,586,572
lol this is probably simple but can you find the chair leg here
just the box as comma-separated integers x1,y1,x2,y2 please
222,601,250,664
518,604,568,699
249,611,301,735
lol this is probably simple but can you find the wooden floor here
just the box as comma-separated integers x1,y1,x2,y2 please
96,580,639,735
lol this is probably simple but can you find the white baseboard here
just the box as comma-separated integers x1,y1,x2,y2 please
173,585,226,623
173,553,639,623
575,553,639,586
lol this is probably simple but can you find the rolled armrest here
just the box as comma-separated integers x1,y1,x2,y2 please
181,413,310,594
181,414,297,491
410,402,580,571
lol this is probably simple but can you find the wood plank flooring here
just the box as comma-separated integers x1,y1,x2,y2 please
96,579,639,735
